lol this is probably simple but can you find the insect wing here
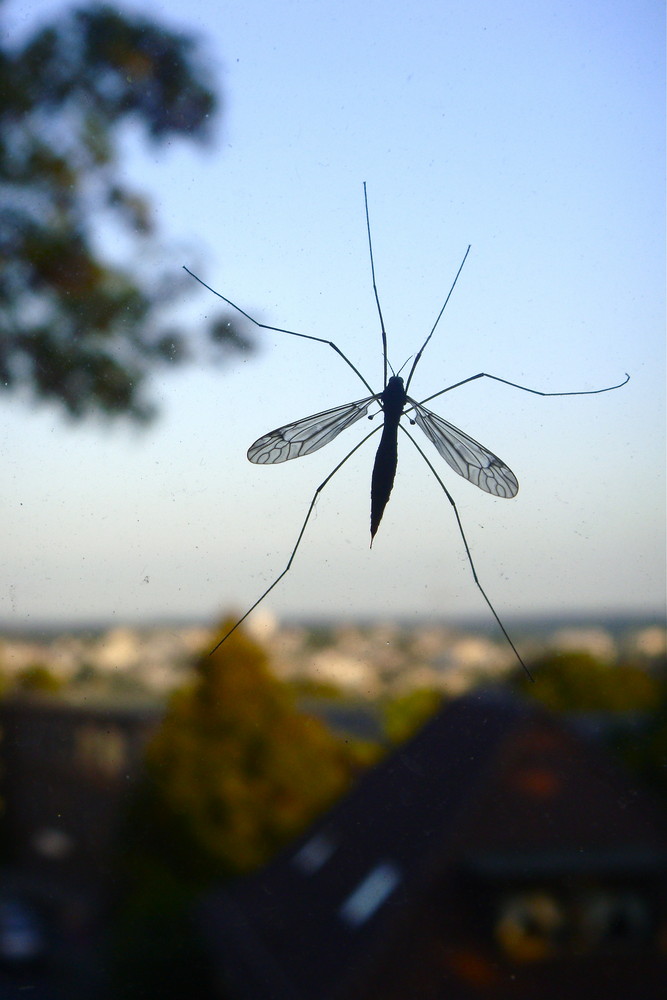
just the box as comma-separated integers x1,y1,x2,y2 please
409,399,519,498
248,397,376,464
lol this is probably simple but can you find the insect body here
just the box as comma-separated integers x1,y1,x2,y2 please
185,185,628,674
248,372,519,546
370,375,405,542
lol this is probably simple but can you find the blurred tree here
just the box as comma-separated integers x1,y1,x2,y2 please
122,621,371,883
0,1,251,422
612,660,667,801
513,650,667,804
513,650,660,714
14,662,65,694
382,686,444,744
114,622,373,996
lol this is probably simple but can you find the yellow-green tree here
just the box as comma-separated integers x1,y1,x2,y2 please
513,650,660,714
114,622,371,997
382,687,444,745
161,622,364,872
14,663,65,695
122,621,369,882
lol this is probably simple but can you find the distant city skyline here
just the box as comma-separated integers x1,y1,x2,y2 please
1,617,664,704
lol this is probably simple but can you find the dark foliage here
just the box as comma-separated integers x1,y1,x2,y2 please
0,2,251,422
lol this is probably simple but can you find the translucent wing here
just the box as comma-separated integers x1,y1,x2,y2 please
248,397,376,464
409,398,519,498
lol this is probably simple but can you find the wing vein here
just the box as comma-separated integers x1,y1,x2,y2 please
248,397,376,464
408,398,518,498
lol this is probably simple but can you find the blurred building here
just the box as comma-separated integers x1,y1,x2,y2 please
201,691,667,1000
0,698,161,895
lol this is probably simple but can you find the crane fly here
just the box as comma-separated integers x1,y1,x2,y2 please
185,185,629,677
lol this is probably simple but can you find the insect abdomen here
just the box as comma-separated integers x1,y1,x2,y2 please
370,376,406,543
370,428,398,541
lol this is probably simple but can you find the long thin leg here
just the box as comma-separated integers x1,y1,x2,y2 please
363,182,388,389
183,266,376,398
209,425,382,655
404,246,471,394
400,425,534,681
415,371,630,409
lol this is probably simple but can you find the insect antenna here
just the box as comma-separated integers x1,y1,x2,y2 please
363,182,389,389
404,244,471,393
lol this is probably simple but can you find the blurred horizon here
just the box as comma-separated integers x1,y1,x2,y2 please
0,606,663,638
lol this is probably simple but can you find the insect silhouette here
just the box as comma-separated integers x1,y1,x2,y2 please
185,185,628,676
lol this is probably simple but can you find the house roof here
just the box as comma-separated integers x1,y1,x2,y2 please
200,690,667,1000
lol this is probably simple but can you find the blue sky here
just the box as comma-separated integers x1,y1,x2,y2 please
2,0,664,629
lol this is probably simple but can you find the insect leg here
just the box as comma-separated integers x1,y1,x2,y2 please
209,425,382,655
183,266,376,397
415,371,630,409
399,425,534,681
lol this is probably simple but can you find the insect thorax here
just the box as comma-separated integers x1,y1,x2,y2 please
381,375,407,418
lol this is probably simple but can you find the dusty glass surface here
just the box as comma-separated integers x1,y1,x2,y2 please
1,0,664,996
